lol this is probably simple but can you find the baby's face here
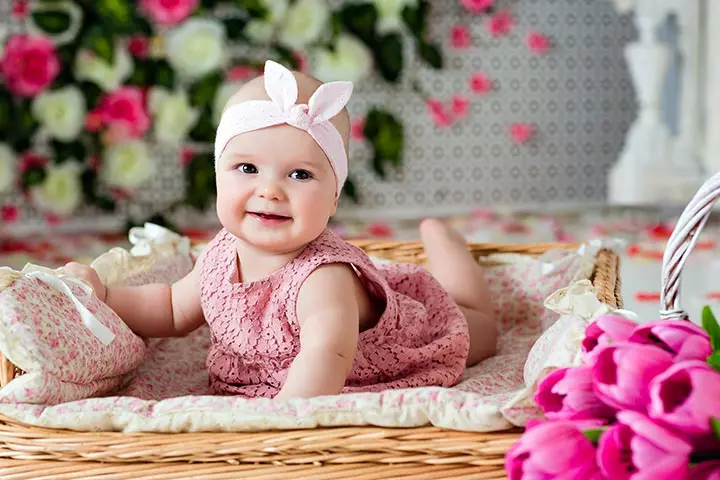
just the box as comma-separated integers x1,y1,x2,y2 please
216,124,338,255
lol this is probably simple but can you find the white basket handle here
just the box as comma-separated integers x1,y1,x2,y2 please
661,171,720,320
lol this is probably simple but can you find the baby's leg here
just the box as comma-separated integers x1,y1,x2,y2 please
420,219,497,367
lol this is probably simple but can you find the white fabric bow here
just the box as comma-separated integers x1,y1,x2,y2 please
21,264,116,346
128,223,190,257
215,60,353,196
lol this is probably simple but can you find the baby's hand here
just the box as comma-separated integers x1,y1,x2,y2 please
62,262,107,302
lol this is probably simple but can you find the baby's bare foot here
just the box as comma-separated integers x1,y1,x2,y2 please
420,218,489,310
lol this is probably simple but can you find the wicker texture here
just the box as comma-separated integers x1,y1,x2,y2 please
0,240,622,479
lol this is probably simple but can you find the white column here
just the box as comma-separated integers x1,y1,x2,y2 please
702,0,720,173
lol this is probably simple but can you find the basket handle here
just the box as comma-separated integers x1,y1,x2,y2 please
660,171,720,320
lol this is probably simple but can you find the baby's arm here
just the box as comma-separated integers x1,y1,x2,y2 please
63,251,206,338
274,263,360,400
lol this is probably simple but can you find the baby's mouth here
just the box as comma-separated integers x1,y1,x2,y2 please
247,211,291,221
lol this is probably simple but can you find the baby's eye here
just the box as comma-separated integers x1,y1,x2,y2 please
289,169,313,180
237,163,258,174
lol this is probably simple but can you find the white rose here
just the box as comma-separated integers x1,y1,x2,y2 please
213,80,245,126
27,1,83,46
148,88,200,146
101,141,154,190
278,0,330,48
373,0,416,34
313,34,373,83
30,162,83,217
74,44,133,92
0,143,16,194
165,18,227,82
31,86,86,142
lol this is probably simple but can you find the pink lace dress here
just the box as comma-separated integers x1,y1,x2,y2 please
200,228,470,398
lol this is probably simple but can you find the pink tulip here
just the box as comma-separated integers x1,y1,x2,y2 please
469,72,492,94
628,320,712,362
509,123,534,144
505,420,600,480
649,361,720,442
0,34,60,97
690,462,720,480
534,366,616,422
598,411,692,479
582,314,637,365
593,343,674,411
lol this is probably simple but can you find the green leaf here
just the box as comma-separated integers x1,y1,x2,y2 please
11,101,39,151
52,140,86,163
22,166,47,190
401,0,428,39
78,81,103,110
583,429,604,445
371,154,386,179
153,60,176,90
81,169,117,212
84,26,115,65
702,306,720,351
338,3,378,45
190,73,223,108
184,152,217,211
708,352,720,372
31,11,72,35
0,89,13,137
364,109,404,166
712,418,720,442
96,0,134,33
223,17,249,41
235,0,267,19
342,175,359,203
126,59,151,87
375,34,403,83
188,110,216,143
418,41,443,69
272,45,299,70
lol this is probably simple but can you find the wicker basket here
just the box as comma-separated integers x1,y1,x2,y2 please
0,240,622,479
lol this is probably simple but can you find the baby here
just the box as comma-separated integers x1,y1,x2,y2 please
64,61,497,400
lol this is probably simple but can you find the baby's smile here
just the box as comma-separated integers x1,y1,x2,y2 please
247,211,292,226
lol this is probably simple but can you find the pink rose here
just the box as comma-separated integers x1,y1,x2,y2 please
139,0,199,26
628,320,712,362
97,87,150,140
350,117,365,140
598,411,692,480
505,420,601,480
460,0,494,14
582,314,637,365
649,361,720,445
690,462,720,480
534,366,616,422
0,34,60,97
593,343,674,411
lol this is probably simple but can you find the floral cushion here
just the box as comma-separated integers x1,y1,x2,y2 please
0,224,194,405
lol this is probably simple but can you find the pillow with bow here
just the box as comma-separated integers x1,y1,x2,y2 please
0,224,194,405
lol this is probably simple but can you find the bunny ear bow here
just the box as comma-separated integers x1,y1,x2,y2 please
215,60,353,196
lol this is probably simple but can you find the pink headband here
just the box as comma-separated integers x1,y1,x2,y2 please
214,60,353,196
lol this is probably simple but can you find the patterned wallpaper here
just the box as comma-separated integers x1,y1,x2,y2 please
0,0,637,230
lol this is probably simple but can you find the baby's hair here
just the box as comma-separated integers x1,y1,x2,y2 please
223,68,351,156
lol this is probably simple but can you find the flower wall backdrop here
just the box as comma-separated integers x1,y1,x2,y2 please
0,0,636,231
